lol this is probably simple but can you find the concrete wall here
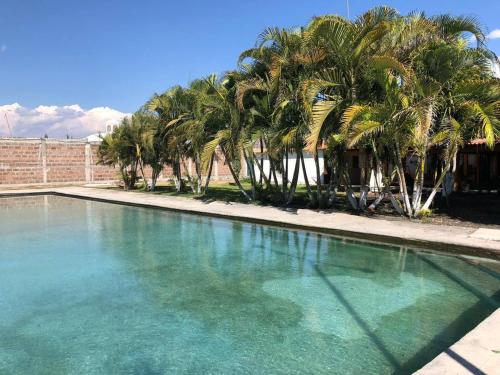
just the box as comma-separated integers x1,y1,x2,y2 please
0,138,233,186
252,151,326,185
250,150,383,191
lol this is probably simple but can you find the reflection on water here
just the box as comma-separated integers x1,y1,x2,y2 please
0,195,499,374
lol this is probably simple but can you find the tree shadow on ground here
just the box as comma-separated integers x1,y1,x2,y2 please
431,193,500,227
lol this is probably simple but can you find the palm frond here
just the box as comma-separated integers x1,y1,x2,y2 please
306,100,339,152
369,55,412,80
347,121,384,147
340,105,369,134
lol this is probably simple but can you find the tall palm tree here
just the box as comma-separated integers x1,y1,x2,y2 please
103,6,499,218
200,74,254,201
304,8,499,216
239,25,328,205
302,7,398,208
147,86,196,192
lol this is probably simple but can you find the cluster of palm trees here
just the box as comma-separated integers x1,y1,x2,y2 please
98,6,500,217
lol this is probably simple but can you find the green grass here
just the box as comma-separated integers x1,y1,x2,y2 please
104,181,337,208
153,182,251,204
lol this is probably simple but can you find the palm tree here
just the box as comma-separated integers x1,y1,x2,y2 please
238,25,329,206
301,7,399,209
304,8,499,216
147,86,196,192
200,74,254,201
97,116,146,190
132,111,166,191
105,6,499,219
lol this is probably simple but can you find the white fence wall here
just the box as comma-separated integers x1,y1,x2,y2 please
252,151,326,185
250,150,383,191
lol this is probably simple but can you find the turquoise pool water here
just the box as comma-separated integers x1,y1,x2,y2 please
0,195,499,374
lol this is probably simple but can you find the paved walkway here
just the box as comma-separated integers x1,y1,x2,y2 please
1,185,499,257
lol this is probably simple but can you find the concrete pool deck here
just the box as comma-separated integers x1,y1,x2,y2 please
1,185,499,258
1,186,499,374
415,308,500,375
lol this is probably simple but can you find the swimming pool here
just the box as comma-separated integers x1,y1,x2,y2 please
1,195,499,374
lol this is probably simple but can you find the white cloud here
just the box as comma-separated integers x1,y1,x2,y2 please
0,103,130,138
468,29,500,43
486,29,500,40
0,45,6,53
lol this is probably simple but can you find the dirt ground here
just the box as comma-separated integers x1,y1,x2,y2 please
367,193,500,229
426,193,500,229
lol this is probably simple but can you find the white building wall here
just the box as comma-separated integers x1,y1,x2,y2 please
251,150,383,191
252,151,325,185
369,168,383,191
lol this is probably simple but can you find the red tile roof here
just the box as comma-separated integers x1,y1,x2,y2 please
469,138,487,145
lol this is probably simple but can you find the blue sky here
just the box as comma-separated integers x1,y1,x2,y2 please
0,0,499,137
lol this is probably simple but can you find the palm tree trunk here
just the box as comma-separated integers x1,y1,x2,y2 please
368,170,396,211
253,152,271,189
194,153,202,194
243,149,256,200
369,192,386,211
422,157,454,210
393,144,413,217
259,137,264,186
328,183,338,207
173,159,183,192
270,158,279,188
300,152,314,204
325,159,337,208
151,166,162,192
422,172,447,210
137,157,148,190
286,153,301,205
180,157,196,193
267,157,274,187
412,155,426,214
314,150,322,208
120,166,129,190
203,153,215,193
371,140,383,195
395,162,412,217
222,147,252,201
374,158,383,194
282,149,289,200
359,150,371,210
443,153,458,205
125,161,138,190
389,192,405,215
342,170,358,210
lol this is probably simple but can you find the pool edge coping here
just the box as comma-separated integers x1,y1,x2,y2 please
1,187,499,260
413,308,500,374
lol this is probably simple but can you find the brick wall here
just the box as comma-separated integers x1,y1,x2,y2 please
0,139,43,184
46,142,86,183
0,138,234,186
89,144,118,182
